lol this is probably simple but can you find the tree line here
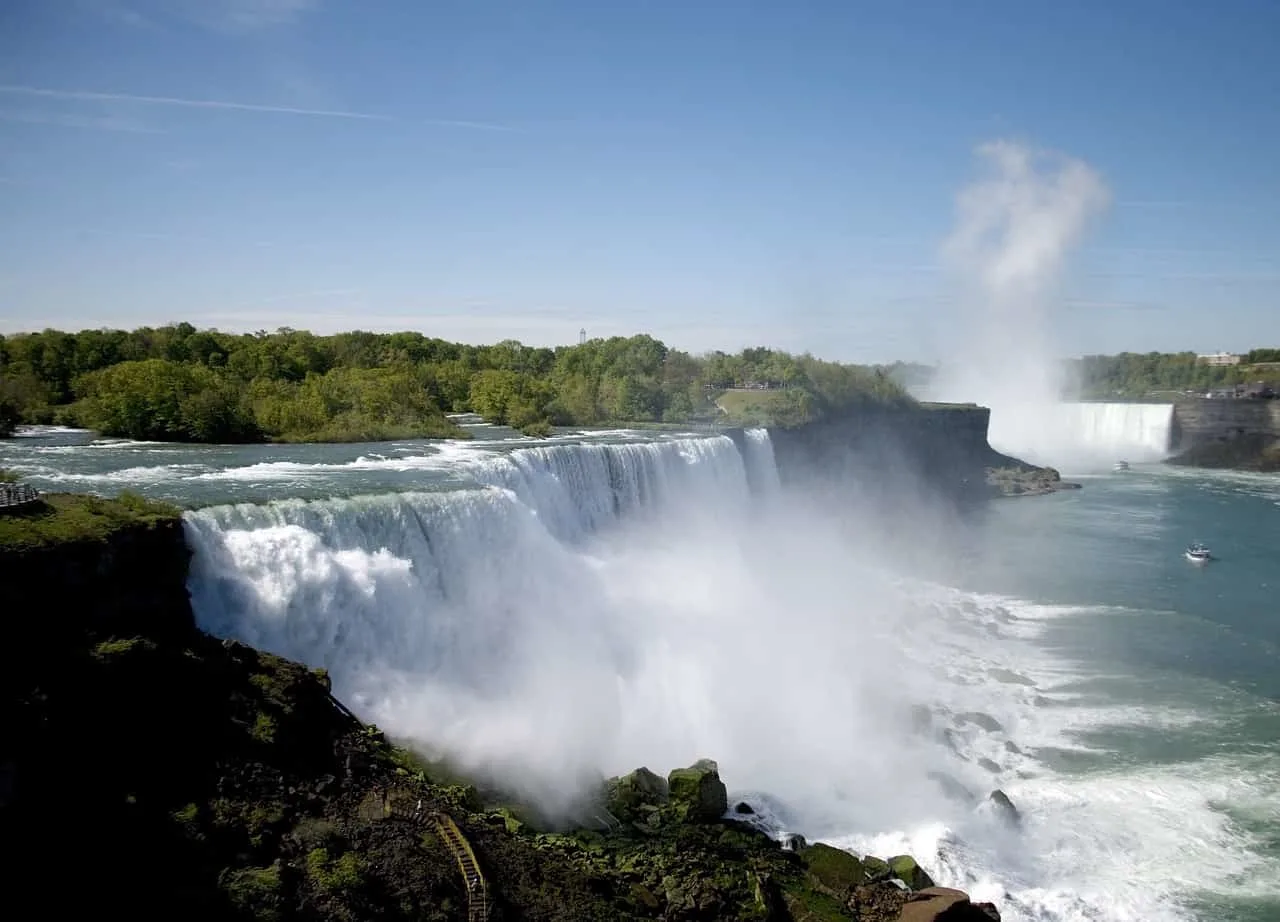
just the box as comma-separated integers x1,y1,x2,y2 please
0,324,913,442
1067,350,1280,399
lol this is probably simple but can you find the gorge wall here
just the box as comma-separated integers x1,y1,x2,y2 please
758,403,1043,502
1169,398,1280,471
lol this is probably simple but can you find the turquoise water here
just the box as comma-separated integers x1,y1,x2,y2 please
932,466,1280,920
3,426,1278,922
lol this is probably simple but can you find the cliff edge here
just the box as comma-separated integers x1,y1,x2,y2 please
1167,397,1280,472
763,403,1076,502
0,492,1000,922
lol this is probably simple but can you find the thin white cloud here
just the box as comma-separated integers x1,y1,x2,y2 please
0,85,389,122
0,109,164,134
0,85,515,131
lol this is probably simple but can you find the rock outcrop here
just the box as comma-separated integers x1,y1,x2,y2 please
889,855,937,891
899,887,1001,922
604,766,670,823
1,494,1004,922
666,757,729,823
988,790,1021,828
761,404,1079,504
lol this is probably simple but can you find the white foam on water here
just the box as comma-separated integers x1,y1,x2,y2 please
176,431,1280,922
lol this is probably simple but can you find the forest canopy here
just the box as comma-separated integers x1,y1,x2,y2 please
1066,350,1280,399
0,324,913,442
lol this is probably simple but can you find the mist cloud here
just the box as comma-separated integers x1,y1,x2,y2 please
942,140,1110,301
928,140,1111,466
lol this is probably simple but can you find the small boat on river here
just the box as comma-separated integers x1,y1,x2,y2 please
1185,542,1212,564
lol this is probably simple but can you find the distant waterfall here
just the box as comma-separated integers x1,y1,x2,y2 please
1067,403,1175,459
988,401,1175,468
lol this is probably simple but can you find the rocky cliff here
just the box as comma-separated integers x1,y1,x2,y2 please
0,493,1000,922
1169,398,1280,471
758,403,1072,501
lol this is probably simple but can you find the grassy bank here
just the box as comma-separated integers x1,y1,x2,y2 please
0,490,181,550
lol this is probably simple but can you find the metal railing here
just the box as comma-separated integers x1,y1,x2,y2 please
0,482,40,512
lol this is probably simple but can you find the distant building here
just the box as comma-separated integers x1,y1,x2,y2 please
1197,352,1241,366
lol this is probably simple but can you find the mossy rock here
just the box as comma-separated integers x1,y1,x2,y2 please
630,882,660,910
92,637,160,661
862,855,891,882
666,758,728,823
605,766,670,822
497,806,527,835
801,842,865,898
219,862,285,921
305,847,367,896
888,854,935,891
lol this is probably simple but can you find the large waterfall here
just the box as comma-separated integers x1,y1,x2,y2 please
987,401,1175,469
1067,402,1175,458
103,417,1267,922
183,432,779,802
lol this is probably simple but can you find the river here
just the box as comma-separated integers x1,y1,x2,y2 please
3,420,1277,922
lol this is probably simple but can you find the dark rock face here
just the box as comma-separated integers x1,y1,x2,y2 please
863,855,892,882
1170,397,1280,470
801,842,866,899
604,766,669,823
889,854,937,891
0,513,193,643
665,758,728,823
988,789,1021,828
764,404,1073,504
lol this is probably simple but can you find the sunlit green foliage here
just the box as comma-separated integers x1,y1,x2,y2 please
1069,350,1280,399
0,324,916,441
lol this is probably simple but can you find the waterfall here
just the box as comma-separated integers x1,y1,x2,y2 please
1067,402,1174,459
742,428,782,496
988,401,1174,468
182,432,776,799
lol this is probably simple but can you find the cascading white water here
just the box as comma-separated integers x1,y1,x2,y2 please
184,433,769,797
988,402,1174,470
742,428,783,496
1067,402,1174,459
177,426,1275,922
463,435,752,543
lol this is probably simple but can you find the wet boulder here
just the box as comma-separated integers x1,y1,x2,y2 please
862,855,891,882
604,767,669,822
988,789,1021,828
888,854,936,891
666,758,728,823
780,832,807,852
800,842,865,899
900,887,1002,921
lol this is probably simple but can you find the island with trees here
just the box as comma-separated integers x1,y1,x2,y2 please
0,324,913,442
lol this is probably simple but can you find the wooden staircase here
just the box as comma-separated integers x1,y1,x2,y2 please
434,811,489,922
387,797,490,922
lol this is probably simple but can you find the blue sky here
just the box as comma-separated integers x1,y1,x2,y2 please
1,0,1277,363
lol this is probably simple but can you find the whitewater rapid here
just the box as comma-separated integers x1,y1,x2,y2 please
170,428,1280,922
